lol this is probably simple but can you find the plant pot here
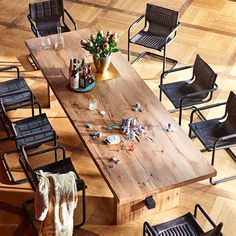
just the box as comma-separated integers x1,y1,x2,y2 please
93,55,111,74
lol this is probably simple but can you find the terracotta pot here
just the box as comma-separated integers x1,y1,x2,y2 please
93,55,111,73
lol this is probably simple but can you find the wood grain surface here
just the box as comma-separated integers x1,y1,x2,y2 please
26,28,216,207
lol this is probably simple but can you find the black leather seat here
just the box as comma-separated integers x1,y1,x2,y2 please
160,55,218,125
189,91,236,185
128,4,180,72
143,204,223,236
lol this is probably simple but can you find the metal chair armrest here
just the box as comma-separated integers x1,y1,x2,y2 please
27,14,38,37
220,133,236,141
0,65,20,78
160,64,194,86
21,145,66,159
143,221,157,236
164,22,181,43
194,204,217,227
64,9,77,30
128,14,145,38
185,84,218,99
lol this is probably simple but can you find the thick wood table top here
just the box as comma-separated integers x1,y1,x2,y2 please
26,29,216,205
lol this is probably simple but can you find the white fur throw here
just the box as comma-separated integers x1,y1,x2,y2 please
35,170,78,236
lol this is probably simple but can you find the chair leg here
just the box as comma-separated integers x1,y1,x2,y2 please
1,150,29,184
54,136,58,162
130,51,178,69
28,54,39,70
0,114,11,141
128,40,130,62
23,199,38,236
74,186,86,228
163,44,166,73
210,147,236,185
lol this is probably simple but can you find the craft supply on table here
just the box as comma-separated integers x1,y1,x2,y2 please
85,123,93,128
132,101,144,112
99,111,106,116
106,135,121,144
90,131,102,139
166,123,177,132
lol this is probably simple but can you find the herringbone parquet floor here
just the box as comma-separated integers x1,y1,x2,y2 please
0,0,236,235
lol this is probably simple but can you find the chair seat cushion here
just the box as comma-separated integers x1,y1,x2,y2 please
189,119,236,150
130,30,166,51
153,212,204,235
34,158,85,191
0,77,32,107
160,81,205,109
14,113,55,149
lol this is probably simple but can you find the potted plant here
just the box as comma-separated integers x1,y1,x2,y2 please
81,30,119,73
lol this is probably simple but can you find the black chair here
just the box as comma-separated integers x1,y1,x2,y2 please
19,145,86,235
28,0,77,37
0,65,34,118
0,100,57,184
143,204,223,236
159,55,218,126
189,91,236,185
128,3,180,72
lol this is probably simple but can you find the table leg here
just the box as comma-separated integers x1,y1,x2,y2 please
114,188,180,225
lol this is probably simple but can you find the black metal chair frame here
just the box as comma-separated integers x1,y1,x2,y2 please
19,145,86,235
143,204,223,236
27,0,77,37
128,5,180,72
160,64,218,126
189,101,236,185
0,100,57,184
0,65,35,118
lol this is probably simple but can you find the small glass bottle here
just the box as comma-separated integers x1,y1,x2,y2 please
54,26,65,50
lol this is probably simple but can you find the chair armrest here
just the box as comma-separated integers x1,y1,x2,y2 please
165,22,181,43
27,14,38,37
194,204,217,228
184,84,218,99
219,133,236,141
63,9,77,30
0,65,20,78
22,145,66,159
128,14,145,38
143,221,156,235
160,64,194,85
191,100,226,113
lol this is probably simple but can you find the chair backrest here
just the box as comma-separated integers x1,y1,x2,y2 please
220,91,236,134
29,0,64,36
145,4,179,36
29,0,64,22
190,55,217,98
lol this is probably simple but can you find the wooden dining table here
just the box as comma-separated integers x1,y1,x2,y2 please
25,28,216,225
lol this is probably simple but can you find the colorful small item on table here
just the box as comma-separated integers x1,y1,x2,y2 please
90,131,102,139
107,123,120,131
166,123,177,132
121,116,146,141
132,101,144,112
85,123,93,128
106,135,121,144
